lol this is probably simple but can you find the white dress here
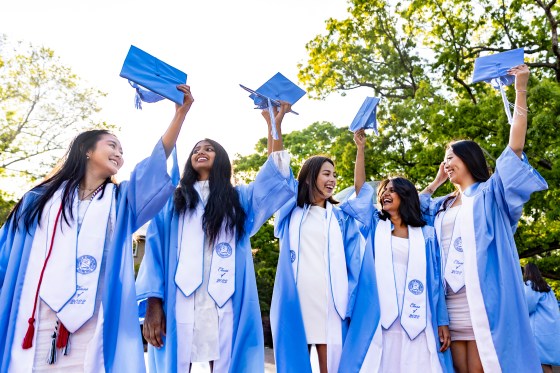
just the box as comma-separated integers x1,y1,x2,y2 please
296,205,328,344
378,236,441,373
440,206,475,341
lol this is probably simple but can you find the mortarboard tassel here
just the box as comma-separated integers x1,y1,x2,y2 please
129,81,165,110
497,79,513,125
46,331,57,364
22,204,64,349
135,91,143,110
267,98,279,140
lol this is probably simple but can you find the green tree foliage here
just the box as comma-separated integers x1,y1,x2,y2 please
0,192,16,224
0,35,112,182
296,0,560,283
236,0,559,313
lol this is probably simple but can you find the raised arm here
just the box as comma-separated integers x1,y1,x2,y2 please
263,101,292,155
421,161,447,195
161,84,194,157
508,64,530,158
353,129,366,195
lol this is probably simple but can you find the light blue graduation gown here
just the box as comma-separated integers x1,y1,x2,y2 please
270,182,363,373
0,139,176,372
136,155,295,373
524,282,560,366
340,183,453,372
421,146,548,372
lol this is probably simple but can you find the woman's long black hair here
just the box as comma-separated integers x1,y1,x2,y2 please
377,177,426,227
523,263,551,293
8,130,115,231
296,156,338,208
174,139,246,246
440,140,492,212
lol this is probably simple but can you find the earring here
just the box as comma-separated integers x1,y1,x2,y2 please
86,155,90,160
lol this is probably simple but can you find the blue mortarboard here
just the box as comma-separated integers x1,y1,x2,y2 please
120,45,187,109
349,97,381,135
240,72,306,139
472,48,524,124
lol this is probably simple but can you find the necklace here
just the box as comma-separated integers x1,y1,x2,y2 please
78,183,105,201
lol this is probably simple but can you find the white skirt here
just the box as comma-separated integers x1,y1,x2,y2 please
378,320,442,373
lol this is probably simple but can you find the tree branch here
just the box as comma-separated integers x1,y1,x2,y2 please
519,243,560,259
543,271,560,280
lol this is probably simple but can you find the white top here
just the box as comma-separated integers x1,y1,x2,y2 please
391,236,409,312
296,205,328,344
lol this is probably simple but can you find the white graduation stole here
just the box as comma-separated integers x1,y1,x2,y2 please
175,198,236,308
374,219,427,339
288,203,348,319
37,184,114,333
435,198,466,293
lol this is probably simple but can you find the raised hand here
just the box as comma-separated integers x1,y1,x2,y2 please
354,129,366,149
508,64,530,91
175,84,194,114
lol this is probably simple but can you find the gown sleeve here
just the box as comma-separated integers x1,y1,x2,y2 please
491,146,548,230
135,203,172,301
239,151,296,237
125,139,177,232
339,183,376,230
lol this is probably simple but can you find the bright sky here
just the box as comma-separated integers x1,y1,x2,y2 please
1,0,372,185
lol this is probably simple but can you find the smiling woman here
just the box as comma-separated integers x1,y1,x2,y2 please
136,102,296,372
0,84,194,372
270,150,367,373
337,129,453,372
420,65,548,372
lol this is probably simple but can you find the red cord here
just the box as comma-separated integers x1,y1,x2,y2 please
22,203,63,349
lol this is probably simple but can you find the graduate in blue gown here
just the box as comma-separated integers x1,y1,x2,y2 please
420,65,547,372
0,85,193,372
136,102,295,373
338,130,452,372
270,148,365,373
522,263,560,373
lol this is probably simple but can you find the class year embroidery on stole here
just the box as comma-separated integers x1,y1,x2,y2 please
374,219,427,339
174,204,236,307
174,189,236,370
21,184,114,359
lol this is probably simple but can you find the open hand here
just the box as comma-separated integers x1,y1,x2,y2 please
438,325,451,352
143,297,166,348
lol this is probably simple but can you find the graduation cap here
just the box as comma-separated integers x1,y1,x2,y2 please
120,45,187,109
472,48,524,124
240,72,306,139
349,97,381,135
